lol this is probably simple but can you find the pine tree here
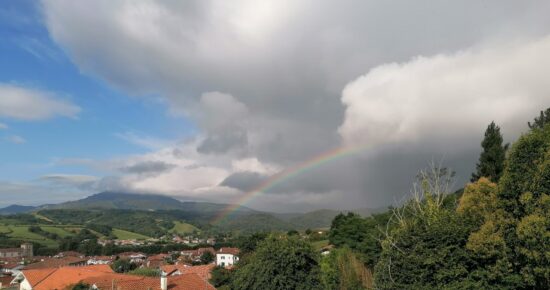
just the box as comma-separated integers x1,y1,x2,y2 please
471,122,507,182
528,108,550,130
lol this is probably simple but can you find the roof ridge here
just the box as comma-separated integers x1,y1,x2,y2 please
31,268,58,287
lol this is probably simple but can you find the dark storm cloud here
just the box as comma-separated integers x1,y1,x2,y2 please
119,161,176,175
220,171,268,192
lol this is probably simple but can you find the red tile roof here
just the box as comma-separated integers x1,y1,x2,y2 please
218,247,240,256
24,256,88,270
22,265,114,290
83,273,215,290
160,264,214,280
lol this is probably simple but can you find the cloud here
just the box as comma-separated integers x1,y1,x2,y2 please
40,174,99,187
5,135,26,144
119,160,176,175
339,36,550,147
39,0,550,211
220,171,268,192
114,131,174,150
0,84,80,120
0,123,7,129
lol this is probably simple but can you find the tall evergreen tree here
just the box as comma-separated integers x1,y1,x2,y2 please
471,122,507,182
528,107,550,130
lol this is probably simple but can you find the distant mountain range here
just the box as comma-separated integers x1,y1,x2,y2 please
0,191,385,231
0,204,36,215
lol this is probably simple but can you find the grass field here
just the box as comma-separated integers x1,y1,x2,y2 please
112,228,150,240
41,226,75,238
3,225,58,247
170,221,198,235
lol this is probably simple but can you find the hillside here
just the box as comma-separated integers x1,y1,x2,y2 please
0,205,36,215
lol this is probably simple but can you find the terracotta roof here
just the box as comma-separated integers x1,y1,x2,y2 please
161,264,214,280
24,256,88,270
22,265,113,290
56,251,82,257
83,272,215,290
20,268,57,287
217,247,240,256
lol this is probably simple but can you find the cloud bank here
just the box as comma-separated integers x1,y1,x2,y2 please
26,0,550,211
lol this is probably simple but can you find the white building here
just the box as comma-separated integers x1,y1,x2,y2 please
215,248,240,267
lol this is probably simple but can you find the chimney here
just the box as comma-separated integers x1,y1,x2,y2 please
160,272,168,290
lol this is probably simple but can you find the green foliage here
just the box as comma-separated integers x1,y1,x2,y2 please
464,122,550,289
374,205,476,289
111,258,137,273
320,247,373,290
128,267,161,277
200,251,215,264
231,235,321,290
329,211,391,266
235,232,268,256
471,122,508,182
210,266,233,288
78,239,102,256
71,282,91,290
528,107,550,130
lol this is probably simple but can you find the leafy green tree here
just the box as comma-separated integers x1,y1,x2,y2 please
374,164,480,289
111,258,137,273
236,232,267,256
329,213,369,250
457,177,498,223
210,266,233,288
200,251,215,264
320,247,373,290
468,122,550,289
231,235,321,290
528,107,550,130
471,122,507,182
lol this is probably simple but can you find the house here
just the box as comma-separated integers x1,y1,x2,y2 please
87,256,114,265
13,264,113,290
146,253,170,268
23,256,88,270
216,248,240,267
179,248,215,263
117,252,147,264
0,244,33,259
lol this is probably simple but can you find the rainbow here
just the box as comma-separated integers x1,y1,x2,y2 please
212,144,369,224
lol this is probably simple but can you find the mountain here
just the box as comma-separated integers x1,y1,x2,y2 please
48,191,256,214
0,204,36,215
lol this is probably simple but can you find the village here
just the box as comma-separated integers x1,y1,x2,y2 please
0,241,240,289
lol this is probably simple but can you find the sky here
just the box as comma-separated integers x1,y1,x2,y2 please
1,0,550,212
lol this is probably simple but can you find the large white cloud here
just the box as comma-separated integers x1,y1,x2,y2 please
35,0,550,210
0,84,80,120
339,36,550,147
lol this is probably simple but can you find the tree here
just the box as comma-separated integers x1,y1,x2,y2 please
231,235,321,290
329,213,369,250
210,266,233,288
320,247,373,290
528,107,550,130
374,164,479,289
471,121,507,182
200,251,215,264
468,122,550,289
457,177,498,223
111,259,137,273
